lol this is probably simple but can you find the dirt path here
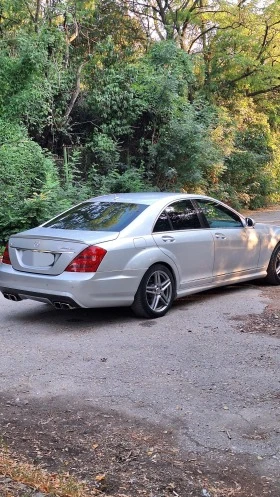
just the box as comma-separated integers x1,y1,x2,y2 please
0,387,279,497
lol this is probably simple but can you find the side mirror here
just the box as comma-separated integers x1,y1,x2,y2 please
245,217,255,227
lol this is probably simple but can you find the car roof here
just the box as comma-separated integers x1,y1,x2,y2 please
89,192,209,206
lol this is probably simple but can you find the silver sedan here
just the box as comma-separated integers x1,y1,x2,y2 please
1,192,280,318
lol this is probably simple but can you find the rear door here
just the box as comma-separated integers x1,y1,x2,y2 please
152,199,214,290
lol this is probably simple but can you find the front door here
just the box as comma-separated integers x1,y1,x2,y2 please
195,199,260,280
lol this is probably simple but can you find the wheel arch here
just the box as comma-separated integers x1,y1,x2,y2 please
265,240,280,270
131,261,177,318
124,247,179,292
264,241,280,285
147,261,178,296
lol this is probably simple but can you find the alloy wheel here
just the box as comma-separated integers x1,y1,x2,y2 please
145,269,173,313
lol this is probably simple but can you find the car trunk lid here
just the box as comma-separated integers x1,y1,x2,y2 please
8,227,119,275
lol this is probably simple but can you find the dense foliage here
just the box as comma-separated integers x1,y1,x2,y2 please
1,0,280,244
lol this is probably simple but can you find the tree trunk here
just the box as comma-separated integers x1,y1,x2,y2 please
64,62,86,122
34,0,41,32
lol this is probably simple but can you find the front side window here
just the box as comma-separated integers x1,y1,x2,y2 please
196,200,243,228
153,200,201,232
43,202,148,231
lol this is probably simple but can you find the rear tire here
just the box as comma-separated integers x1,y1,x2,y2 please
131,264,175,319
265,244,280,285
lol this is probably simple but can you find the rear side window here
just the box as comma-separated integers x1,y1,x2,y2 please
153,200,201,232
43,202,148,231
153,211,172,232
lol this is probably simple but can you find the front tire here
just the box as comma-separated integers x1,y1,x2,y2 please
265,243,280,285
131,264,175,319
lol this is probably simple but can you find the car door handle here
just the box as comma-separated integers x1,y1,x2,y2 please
215,233,226,240
162,235,175,242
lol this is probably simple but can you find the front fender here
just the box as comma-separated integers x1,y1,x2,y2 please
256,224,280,268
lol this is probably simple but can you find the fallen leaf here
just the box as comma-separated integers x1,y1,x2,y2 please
95,473,106,481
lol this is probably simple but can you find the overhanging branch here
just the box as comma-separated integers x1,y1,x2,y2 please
247,84,280,97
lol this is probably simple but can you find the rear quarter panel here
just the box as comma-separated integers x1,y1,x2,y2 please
97,236,180,288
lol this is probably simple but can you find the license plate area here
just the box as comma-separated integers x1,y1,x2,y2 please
21,250,55,267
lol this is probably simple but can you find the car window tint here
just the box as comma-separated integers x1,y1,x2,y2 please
166,200,201,230
43,202,148,232
153,211,172,232
196,199,243,228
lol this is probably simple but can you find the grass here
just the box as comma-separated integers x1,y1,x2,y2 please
0,446,245,497
0,448,104,497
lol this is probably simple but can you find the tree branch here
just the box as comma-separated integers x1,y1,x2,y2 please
256,22,269,61
226,68,258,85
187,25,217,52
68,20,79,43
247,84,280,97
64,62,86,122
23,0,35,23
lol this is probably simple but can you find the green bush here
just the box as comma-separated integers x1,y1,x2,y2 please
0,121,88,244
89,165,153,194
221,125,274,208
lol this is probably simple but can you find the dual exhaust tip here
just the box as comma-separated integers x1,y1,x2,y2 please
3,293,74,310
53,301,75,310
3,293,22,302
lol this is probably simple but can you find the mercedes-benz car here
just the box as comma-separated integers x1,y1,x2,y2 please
1,192,280,318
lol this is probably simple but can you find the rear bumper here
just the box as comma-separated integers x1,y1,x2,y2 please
0,264,144,308
2,288,79,309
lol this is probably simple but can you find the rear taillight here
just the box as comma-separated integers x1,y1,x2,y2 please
2,244,11,265
65,246,107,273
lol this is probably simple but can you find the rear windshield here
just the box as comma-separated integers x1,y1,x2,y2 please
43,201,148,231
